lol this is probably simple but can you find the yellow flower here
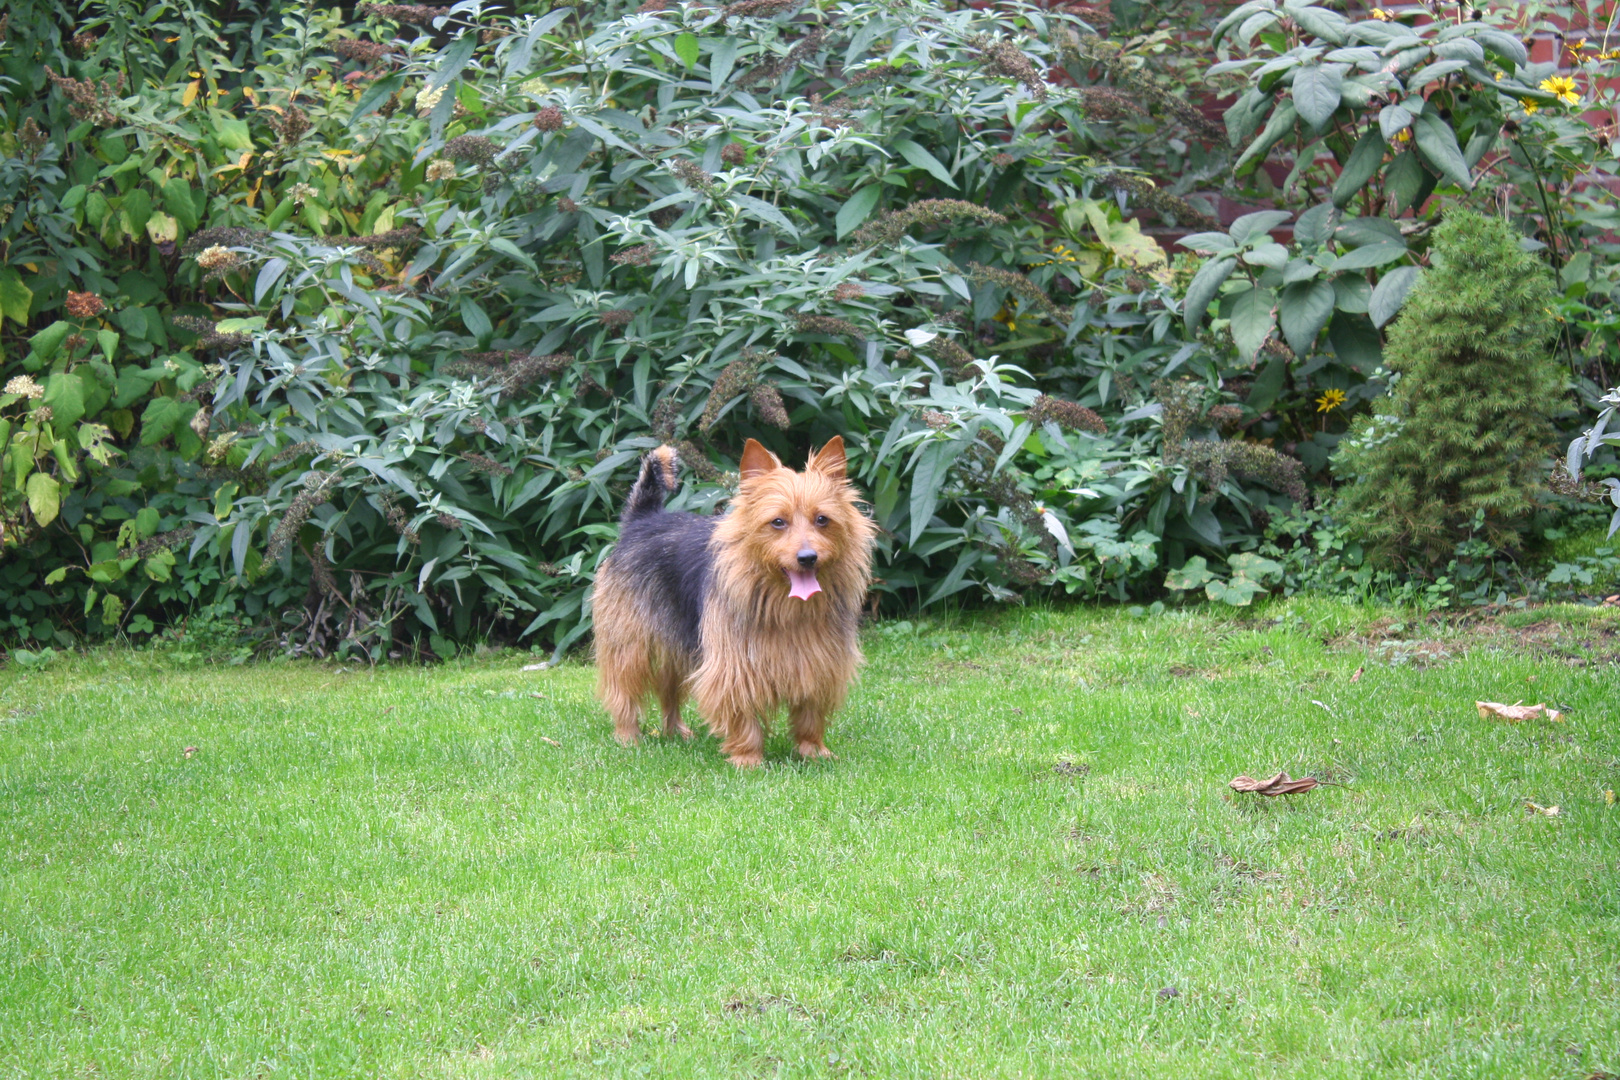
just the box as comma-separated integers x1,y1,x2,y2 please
1523,101,1539,115
992,305,1018,333
1316,388,1347,413
1394,128,1412,145
1494,71,1503,81
1539,75,1580,106
1370,7,1392,20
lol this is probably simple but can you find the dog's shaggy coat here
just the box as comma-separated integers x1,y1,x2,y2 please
592,438,876,767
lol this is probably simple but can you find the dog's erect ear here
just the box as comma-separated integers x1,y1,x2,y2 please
740,439,783,480
808,435,847,478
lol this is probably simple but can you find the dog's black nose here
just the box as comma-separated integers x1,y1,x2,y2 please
797,549,818,568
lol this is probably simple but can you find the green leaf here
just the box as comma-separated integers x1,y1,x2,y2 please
45,567,68,586
162,178,200,231
29,321,71,363
26,473,61,527
709,36,738,91
1382,148,1426,214
1291,6,1348,44
1378,103,1414,141
1229,285,1277,361
1412,113,1472,190
1165,555,1215,591
42,373,86,431
1333,243,1407,270
1176,232,1236,252
1183,255,1237,333
1228,210,1293,245
730,193,798,237
1331,130,1385,208
1243,243,1289,268
1279,279,1336,355
97,329,119,361
1368,265,1421,328
1292,64,1344,128
214,481,239,521
140,396,187,445
1247,354,1288,411
1235,101,1296,175
836,185,882,241
425,33,478,93
909,440,958,546
1228,551,1284,583
1328,312,1382,371
673,32,700,71
135,505,160,538
0,267,33,326
893,139,957,189
1212,0,1275,48
1206,577,1265,606
1293,203,1339,247
87,559,127,584
212,114,253,151
350,72,405,122
121,188,153,237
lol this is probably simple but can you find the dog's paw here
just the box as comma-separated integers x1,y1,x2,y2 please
795,741,837,760
613,726,643,747
662,719,694,741
727,751,766,769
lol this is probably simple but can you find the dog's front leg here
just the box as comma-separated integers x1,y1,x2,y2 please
789,705,836,760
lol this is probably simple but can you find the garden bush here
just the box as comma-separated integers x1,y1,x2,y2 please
4,0,1618,659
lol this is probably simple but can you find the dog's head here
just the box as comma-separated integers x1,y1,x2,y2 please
722,436,874,601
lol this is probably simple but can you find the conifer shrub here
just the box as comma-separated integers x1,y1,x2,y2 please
1331,210,1564,566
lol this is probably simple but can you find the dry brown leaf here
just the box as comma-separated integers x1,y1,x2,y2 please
540,736,560,747
1476,700,1564,723
1229,771,1321,797
1350,665,1364,683
1606,789,1616,806
1525,801,1560,817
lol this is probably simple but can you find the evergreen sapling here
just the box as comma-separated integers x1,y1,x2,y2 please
1331,210,1564,565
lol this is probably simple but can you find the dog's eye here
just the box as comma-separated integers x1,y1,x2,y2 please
815,514,829,527
770,517,787,529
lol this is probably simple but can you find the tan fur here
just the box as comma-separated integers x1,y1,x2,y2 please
594,436,877,767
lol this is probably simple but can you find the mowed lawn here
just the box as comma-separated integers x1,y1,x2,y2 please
2,600,1617,1079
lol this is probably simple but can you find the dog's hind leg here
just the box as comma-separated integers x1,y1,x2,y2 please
596,636,651,745
655,659,693,740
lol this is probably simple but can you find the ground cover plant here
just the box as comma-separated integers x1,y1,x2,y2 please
3,599,1617,1077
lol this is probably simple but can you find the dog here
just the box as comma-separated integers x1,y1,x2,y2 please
592,437,877,767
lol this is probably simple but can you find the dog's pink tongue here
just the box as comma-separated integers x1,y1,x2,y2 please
786,568,822,601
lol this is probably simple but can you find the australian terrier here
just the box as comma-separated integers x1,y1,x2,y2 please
592,437,877,767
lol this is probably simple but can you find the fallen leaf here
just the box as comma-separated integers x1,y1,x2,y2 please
540,736,560,747
1606,789,1615,806
521,662,550,672
1350,666,1363,683
183,746,199,759
1525,801,1560,817
1229,772,1321,796
1476,700,1564,723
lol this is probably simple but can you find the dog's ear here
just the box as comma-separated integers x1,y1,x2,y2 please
808,435,847,478
740,439,783,480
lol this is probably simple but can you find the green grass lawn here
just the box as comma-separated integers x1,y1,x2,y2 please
3,599,1618,1079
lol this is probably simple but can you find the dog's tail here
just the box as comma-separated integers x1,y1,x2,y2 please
622,445,680,522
